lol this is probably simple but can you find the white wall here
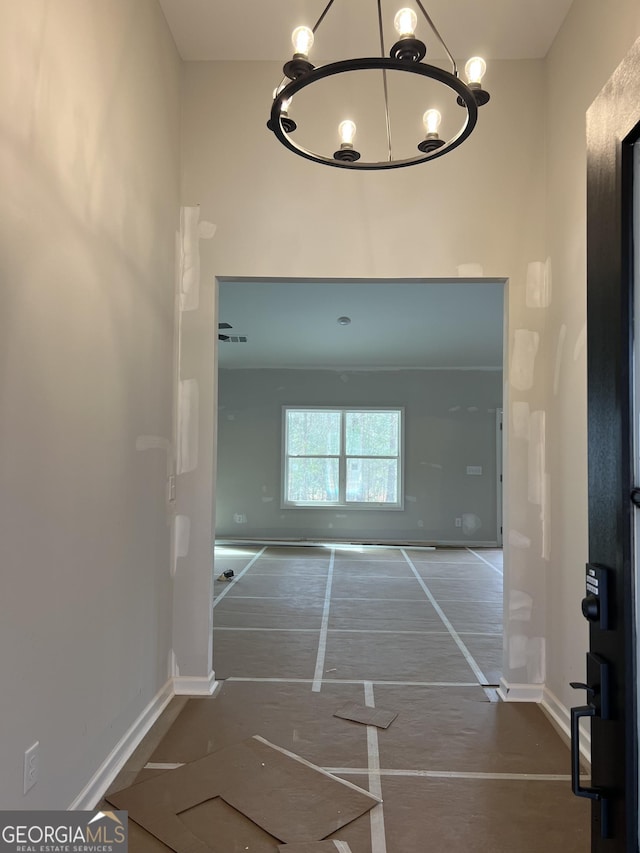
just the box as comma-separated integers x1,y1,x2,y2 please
0,1,181,807
217,368,502,543
542,0,640,718
182,57,548,689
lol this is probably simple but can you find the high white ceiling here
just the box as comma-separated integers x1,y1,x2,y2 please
159,0,574,62
218,279,504,370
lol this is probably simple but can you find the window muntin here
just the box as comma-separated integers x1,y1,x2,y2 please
283,407,403,508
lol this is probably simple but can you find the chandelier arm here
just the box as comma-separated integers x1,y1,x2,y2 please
312,0,338,33
413,0,457,75
376,0,393,161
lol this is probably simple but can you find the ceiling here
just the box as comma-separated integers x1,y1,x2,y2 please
217,279,504,370
159,0,574,62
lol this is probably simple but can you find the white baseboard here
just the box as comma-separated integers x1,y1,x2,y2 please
173,670,219,696
497,678,544,702
541,685,591,766
68,678,174,810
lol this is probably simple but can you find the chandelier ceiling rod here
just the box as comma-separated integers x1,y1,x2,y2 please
413,0,457,74
312,0,338,34
376,0,393,161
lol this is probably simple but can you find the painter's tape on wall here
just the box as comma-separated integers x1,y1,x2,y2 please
173,515,191,577
177,379,199,474
525,259,552,308
510,330,539,391
512,402,530,440
527,410,545,505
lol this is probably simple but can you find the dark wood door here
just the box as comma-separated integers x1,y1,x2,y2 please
581,35,640,851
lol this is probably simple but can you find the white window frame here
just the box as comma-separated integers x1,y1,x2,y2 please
281,406,404,510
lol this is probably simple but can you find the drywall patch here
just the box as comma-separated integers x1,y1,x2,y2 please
525,260,552,308
508,530,531,549
136,435,171,452
198,220,217,240
405,495,417,503
512,402,530,440
262,496,275,503
541,473,551,561
457,263,484,277
510,330,539,391
574,324,587,362
172,515,191,577
179,206,216,312
509,590,533,622
527,637,546,682
553,325,567,395
508,635,546,680
462,513,481,535
527,410,546,506
508,634,528,670
177,379,198,474
169,649,179,678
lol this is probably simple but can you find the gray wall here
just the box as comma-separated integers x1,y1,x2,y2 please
0,0,181,808
217,369,503,543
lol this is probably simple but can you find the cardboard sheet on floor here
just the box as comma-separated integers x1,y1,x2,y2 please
106,735,379,853
277,842,353,852
333,702,398,729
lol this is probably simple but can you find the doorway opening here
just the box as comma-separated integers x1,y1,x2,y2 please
214,276,507,549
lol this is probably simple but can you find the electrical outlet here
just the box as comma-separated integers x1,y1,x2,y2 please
24,741,39,794
455,517,462,527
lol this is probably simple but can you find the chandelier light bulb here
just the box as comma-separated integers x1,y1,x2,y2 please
465,56,487,85
338,120,357,146
422,109,441,135
292,26,314,57
393,8,418,38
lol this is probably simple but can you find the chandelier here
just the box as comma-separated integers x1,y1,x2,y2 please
267,0,491,170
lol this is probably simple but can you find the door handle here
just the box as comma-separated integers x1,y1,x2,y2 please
570,700,599,800
570,673,611,838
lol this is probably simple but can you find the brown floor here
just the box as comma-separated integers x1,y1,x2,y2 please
107,544,589,852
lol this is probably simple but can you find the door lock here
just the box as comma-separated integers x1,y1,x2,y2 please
581,564,609,629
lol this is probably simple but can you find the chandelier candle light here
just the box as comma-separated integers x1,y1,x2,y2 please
267,0,491,170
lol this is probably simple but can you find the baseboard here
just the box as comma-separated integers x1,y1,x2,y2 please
173,670,219,696
541,685,591,766
215,537,498,548
497,678,544,702
69,678,174,810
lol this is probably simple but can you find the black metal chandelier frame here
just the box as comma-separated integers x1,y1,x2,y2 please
267,0,490,171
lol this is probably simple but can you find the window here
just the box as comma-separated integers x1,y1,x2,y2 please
282,407,403,508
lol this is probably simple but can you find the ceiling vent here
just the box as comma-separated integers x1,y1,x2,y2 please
219,335,248,343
